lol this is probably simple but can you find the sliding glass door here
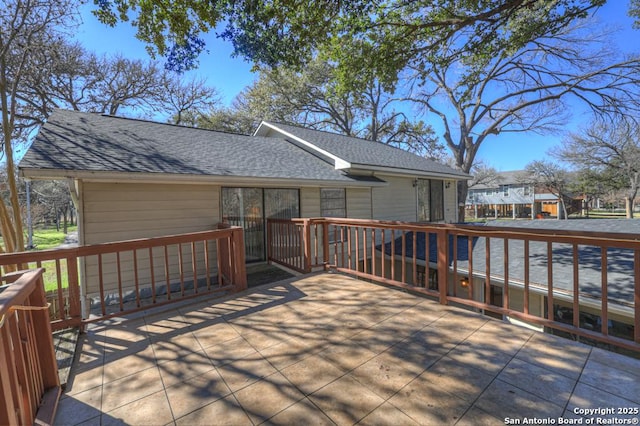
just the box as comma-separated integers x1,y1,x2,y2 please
222,188,299,262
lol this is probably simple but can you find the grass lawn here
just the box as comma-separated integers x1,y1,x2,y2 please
31,226,77,250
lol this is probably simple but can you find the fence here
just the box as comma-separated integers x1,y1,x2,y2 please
0,227,247,330
0,269,60,425
267,218,640,354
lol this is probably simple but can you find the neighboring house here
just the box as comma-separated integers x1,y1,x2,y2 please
19,109,469,262
465,170,577,219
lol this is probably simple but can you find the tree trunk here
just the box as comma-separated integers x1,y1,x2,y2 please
625,197,634,219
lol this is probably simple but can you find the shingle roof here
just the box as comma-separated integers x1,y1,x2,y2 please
260,122,470,179
470,170,528,189
19,110,381,184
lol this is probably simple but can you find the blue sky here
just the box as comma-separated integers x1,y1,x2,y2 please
74,2,638,172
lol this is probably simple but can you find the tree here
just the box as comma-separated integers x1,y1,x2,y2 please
556,117,640,218
409,18,640,219
92,1,606,77
204,62,445,159
524,160,573,219
0,0,75,257
160,75,221,125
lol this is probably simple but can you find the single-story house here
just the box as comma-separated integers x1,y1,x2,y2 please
18,109,469,307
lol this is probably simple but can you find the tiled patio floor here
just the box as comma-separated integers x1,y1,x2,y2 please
56,273,640,425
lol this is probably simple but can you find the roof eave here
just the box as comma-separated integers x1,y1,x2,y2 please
349,164,471,180
19,168,388,188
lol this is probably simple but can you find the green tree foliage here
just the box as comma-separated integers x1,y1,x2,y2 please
557,117,640,218
92,0,606,80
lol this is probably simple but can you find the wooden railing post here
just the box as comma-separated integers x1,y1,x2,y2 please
217,223,231,286
66,255,82,328
436,228,449,305
231,228,247,292
303,219,311,273
322,220,330,269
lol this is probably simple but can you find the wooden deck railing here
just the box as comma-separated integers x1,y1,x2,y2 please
267,218,640,354
0,227,247,330
0,269,61,426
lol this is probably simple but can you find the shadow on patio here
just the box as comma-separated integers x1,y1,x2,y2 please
56,273,640,425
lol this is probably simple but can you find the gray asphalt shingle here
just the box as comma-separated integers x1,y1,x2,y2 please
264,122,470,178
19,110,380,184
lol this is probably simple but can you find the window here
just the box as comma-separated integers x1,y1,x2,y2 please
524,185,531,196
417,179,444,222
320,188,346,217
500,185,510,197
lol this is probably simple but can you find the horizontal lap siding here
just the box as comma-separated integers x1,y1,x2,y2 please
81,182,221,296
444,180,457,222
346,188,372,219
372,175,416,222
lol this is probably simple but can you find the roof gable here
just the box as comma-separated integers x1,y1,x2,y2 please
255,121,470,179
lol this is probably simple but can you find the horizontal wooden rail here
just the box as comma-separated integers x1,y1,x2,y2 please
267,218,640,354
0,269,61,426
0,227,247,330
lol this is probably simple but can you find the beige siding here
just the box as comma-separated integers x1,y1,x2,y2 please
372,175,416,221
346,188,372,219
81,182,221,300
82,182,220,244
300,187,321,217
443,180,458,222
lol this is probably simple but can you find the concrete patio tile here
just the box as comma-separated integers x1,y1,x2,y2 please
259,336,320,370
55,386,103,425
568,382,640,416
164,368,232,419
350,350,426,399
350,328,405,354
388,374,469,425
175,395,251,426
318,341,378,373
144,312,191,337
309,374,385,426
203,335,258,367
266,397,335,425
152,333,202,364
102,343,157,383
418,356,495,403
498,358,577,406
102,390,173,426
463,321,533,355
446,341,515,375
238,326,291,351
157,349,215,387
473,379,565,420
580,358,640,403
455,406,503,426
589,347,640,379
63,363,104,396
515,333,591,380
216,352,279,392
280,354,346,395
358,401,420,425
103,319,148,343
101,366,165,413
232,372,305,424
190,319,240,349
